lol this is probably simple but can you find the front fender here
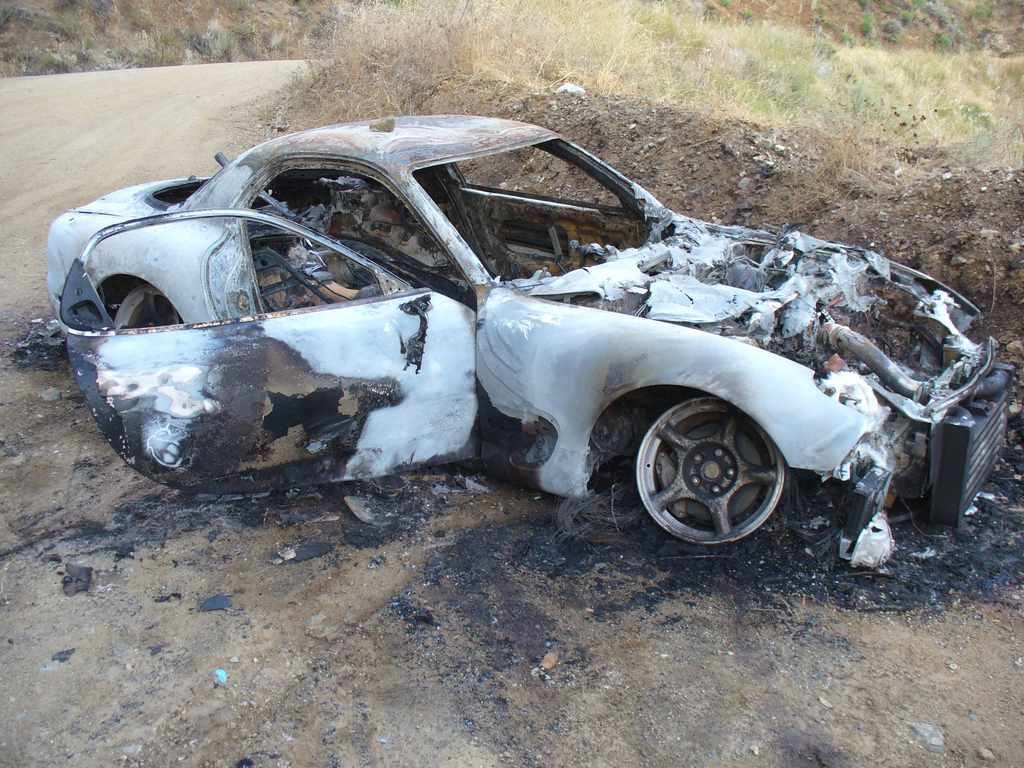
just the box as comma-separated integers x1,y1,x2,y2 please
478,288,872,496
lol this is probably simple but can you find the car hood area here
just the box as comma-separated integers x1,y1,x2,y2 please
510,212,995,430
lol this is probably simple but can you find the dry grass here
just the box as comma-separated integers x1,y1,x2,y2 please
0,0,330,76
306,0,1023,167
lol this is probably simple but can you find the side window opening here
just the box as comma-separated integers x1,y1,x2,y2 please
248,168,472,311
456,145,623,209
414,142,646,281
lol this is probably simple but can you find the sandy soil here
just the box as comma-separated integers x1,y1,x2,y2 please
1,64,1023,768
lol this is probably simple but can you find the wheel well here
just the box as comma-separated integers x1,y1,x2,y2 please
588,385,776,487
98,274,148,317
587,386,704,483
97,275,181,328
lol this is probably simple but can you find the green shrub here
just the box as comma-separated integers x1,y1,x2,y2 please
861,12,875,38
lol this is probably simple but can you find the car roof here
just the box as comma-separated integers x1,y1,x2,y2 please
241,115,559,169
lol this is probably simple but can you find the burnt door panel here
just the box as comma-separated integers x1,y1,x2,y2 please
67,290,477,491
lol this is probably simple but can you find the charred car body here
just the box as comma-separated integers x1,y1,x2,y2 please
48,116,1010,558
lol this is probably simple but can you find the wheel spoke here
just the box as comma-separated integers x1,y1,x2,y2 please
743,465,777,485
720,414,739,446
143,292,159,325
705,494,733,535
658,424,695,451
652,477,688,510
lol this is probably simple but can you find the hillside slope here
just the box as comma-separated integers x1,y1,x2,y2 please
708,0,1023,54
2,0,1021,76
0,0,337,75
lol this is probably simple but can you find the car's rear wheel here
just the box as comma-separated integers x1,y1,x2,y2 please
113,284,181,329
635,397,786,544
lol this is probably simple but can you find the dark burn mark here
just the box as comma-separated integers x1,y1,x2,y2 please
476,387,553,491
264,388,356,443
67,320,404,492
399,294,430,373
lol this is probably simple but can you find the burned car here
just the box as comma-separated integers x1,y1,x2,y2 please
48,116,1010,559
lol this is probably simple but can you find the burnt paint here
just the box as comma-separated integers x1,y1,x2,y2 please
398,294,431,373
67,320,407,491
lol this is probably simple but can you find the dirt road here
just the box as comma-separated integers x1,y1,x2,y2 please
0,60,305,314
0,64,1023,768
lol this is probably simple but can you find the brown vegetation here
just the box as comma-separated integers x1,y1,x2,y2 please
0,0,338,75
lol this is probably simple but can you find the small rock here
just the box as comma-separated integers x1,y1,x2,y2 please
1004,340,1024,363
942,171,953,180
61,564,92,596
273,540,331,565
950,255,968,266
978,747,995,761
555,82,586,96
40,387,62,402
540,650,560,671
737,177,753,191
51,648,75,663
910,722,945,753
198,593,232,612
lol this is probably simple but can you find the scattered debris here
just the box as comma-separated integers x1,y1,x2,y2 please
61,564,92,596
909,547,938,561
198,593,232,612
154,592,183,603
344,496,381,526
51,648,75,663
463,477,490,494
849,513,895,569
11,319,66,371
367,554,386,569
148,644,167,656
555,82,586,96
430,475,491,496
389,594,437,628
540,650,560,671
555,485,642,543
271,540,332,565
910,722,945,753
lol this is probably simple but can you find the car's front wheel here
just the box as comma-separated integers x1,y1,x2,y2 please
635,397,786,544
